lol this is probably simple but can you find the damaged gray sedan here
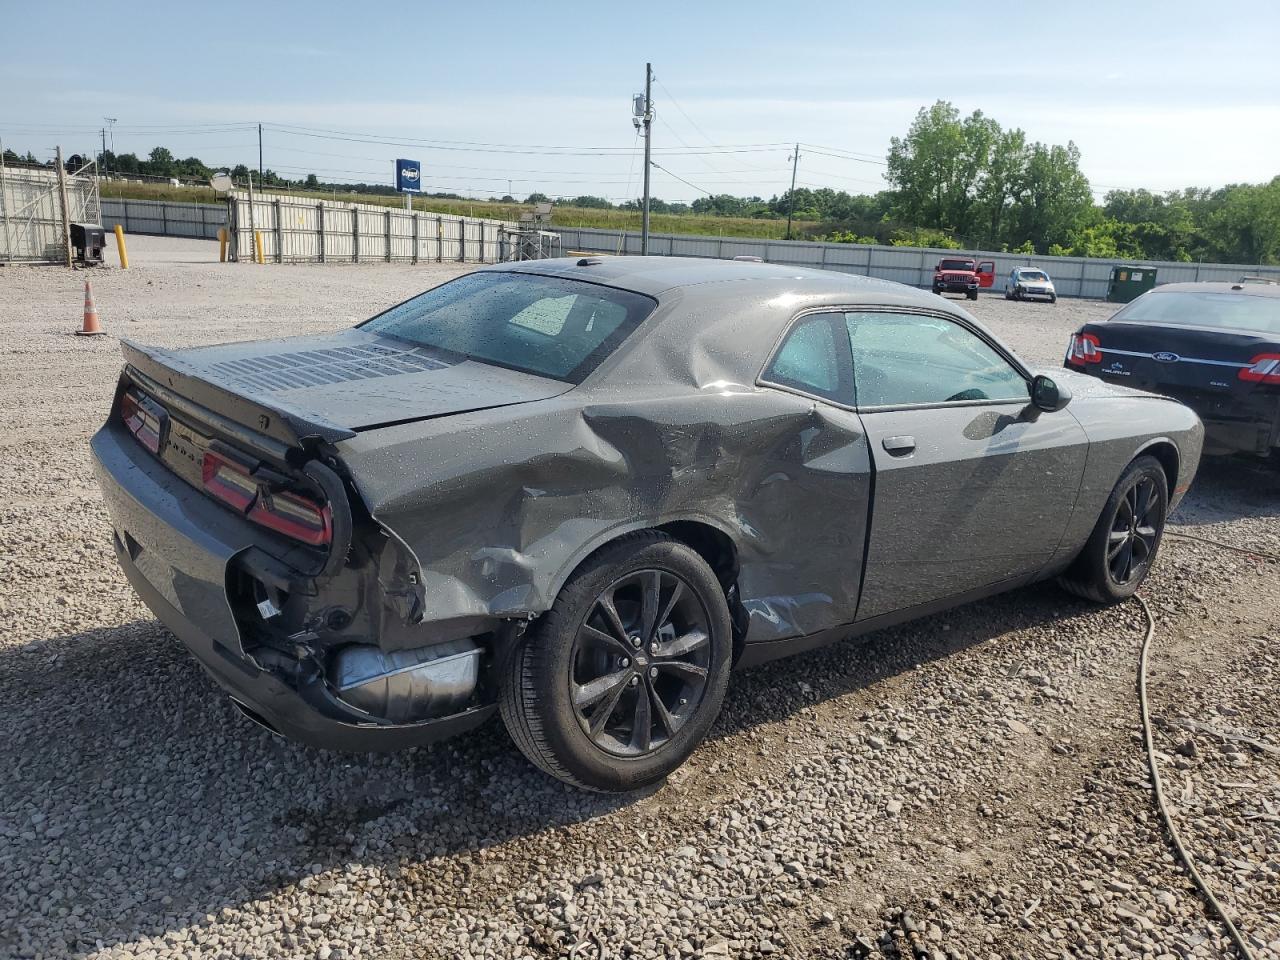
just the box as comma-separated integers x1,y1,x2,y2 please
92,257,1203,791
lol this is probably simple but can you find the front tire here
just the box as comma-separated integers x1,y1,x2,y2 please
499,533,733,792
1059,455,1168,603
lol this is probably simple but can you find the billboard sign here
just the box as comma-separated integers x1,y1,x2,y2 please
395,158,422,193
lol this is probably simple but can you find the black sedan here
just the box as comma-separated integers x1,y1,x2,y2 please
1065,281,1280,458
92,257,1202,792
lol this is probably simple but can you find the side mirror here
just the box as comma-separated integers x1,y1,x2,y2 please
1031,374,1072,412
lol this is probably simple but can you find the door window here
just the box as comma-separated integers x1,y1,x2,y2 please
845,311,1028,407
763,313,850,403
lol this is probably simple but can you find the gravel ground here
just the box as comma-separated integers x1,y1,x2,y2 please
1,250,1278,960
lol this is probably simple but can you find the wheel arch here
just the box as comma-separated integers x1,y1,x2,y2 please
1134,437,1180,494
542,517,747,657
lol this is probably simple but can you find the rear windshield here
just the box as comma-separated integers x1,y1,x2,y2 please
1114,290,1280,335
361,272,656,383
940,259,974,271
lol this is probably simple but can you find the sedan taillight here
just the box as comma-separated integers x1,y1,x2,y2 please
202,448,332,546
120,389,163,453
249,490,333,546
202,449,258,511
1068,332,1102,364
1238,353,1280,384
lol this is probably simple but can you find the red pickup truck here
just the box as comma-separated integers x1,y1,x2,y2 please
932,257,995,300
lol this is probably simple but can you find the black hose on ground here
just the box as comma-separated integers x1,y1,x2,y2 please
1134,594,1258,960
1165,529,1280,563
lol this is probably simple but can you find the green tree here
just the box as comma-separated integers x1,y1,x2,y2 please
1009,141,1092,253
887,101,972,234
113,152,141,174
973,127,1027,248
1205,177,1280,264
145,146,176,176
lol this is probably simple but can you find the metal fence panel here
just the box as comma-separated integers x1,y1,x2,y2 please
89,203,1280,292
554,226,1280,298
1,165,100,263
100,198,227,240
225,190,513,265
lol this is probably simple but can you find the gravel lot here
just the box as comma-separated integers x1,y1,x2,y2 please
2,244,1278,960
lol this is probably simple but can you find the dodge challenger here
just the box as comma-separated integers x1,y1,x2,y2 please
92,257,1203,791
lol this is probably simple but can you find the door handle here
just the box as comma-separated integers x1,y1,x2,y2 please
882,435,916,456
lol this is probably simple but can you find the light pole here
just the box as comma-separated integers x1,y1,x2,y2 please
102,117,117,172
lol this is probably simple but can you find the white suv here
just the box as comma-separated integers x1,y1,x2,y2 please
1005,267,1057,303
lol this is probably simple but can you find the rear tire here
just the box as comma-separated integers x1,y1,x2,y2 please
1059,455,1168,603
499,532,733,792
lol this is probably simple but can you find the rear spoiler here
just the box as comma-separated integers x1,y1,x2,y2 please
120,339,357,448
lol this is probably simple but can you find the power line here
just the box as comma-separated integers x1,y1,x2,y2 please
653,76,788,180
649,161,714,196
801,141,886,162
799,144,889,166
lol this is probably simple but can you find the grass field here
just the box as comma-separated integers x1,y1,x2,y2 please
98,180,828,241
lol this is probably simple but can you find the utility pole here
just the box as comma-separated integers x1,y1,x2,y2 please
641,62,652,255
100,127,108,171
785,143,800,241
258,123,264,182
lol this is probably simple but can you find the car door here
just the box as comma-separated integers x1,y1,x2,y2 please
748,311,872,641
977,261,996,289
846,309,1088,621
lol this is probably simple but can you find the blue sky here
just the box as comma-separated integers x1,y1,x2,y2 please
3,0,1277,203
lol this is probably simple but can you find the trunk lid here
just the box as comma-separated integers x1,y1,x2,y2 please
1084,320,1279,396
122,329,573,446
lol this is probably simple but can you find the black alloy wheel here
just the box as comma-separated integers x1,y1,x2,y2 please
1107,475,1160,585
569,570,711,756
1059,455,1168,604
499,533,732,792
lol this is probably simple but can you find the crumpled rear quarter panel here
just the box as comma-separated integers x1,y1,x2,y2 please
337,385,871,647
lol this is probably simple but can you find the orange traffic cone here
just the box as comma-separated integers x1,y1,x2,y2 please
76,280,105,336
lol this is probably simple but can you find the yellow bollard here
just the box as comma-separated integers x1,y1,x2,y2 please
113,224,129,269
253,230,265,265
217,227,228,263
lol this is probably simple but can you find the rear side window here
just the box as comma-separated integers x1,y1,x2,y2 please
762,313,851,404
361,272,654,383
1115,290,1280,335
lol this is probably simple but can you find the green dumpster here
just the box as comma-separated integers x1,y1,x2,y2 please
1107,265,1157,303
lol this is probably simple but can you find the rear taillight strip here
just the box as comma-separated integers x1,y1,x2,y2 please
120,390,163,453
201,447,332,546
1240,353,1280,384
1068,332,1102,364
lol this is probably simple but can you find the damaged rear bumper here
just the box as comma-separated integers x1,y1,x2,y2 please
91,421,496,751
